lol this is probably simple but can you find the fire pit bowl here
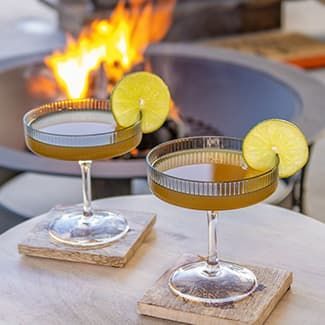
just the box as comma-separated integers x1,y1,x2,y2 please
0,43,324,181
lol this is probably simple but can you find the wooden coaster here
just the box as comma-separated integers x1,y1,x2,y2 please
138,254,292,325
18,210,156,267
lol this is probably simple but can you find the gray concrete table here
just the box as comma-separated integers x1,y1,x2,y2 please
1,195,325,324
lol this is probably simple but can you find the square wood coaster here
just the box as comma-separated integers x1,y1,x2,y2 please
18,210,156,267
138,254,292,325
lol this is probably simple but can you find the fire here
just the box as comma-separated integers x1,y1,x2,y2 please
169,98,181,122
26,74,58,99
45,0,176,99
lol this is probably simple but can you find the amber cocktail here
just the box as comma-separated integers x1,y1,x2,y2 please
24,99,142,247
147,136,278,304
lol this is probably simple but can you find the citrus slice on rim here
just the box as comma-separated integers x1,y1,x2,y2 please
243,119,309,178
111,71,170,133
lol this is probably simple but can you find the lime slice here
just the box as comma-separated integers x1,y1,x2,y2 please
111,72,170,133
243,119,309,178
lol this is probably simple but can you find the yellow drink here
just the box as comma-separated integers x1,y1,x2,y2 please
26,110,142,161
149,149,277,210
147,137,279,304
23,98,143,248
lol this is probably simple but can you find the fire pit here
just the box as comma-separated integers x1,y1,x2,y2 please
0,43,324,203
0,44,325,167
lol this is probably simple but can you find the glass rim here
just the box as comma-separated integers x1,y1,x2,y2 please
23,98,141,139
146,136,279,185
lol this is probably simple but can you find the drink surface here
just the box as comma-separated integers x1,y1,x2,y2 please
149,149,277,210
26,110,142,161
165,162,260,182
36,118,116,136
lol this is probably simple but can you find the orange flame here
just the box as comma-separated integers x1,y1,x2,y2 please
169,98,181,122
27,74,58,99
45,0,176,99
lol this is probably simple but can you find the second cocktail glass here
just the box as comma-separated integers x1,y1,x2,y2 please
147,136,279,304
24,99,142,247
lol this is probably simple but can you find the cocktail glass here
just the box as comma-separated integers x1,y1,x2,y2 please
23,99,142,247
147,136,278,304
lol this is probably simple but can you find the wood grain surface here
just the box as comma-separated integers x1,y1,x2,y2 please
204,32,325,69
18,209,156,267
138,254,292,325
1,195,325,324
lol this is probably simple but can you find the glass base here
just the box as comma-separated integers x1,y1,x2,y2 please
48,206,129,247
169,260,257,304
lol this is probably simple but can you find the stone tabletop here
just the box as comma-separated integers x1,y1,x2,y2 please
0,195,325,324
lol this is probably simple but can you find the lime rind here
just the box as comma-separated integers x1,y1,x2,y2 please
243,119,309,178
111,72,170,134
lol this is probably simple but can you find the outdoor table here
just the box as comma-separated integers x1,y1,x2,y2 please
0,194,324,324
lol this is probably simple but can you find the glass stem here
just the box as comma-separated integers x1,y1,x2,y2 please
79,160,93,218
206,211,219,273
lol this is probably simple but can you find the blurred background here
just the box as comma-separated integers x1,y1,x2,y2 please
1,0,325,232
